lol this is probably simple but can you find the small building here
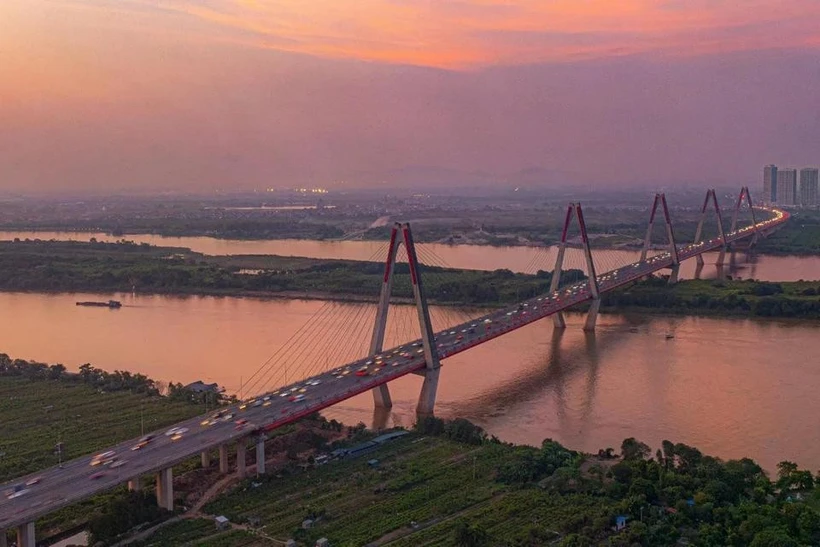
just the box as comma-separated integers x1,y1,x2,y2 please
302,518,314,530
367,459,379,467
285,540,297,547
316,538,330,547
615,516,627,531
215,515,230,530
184,380,220,394
370,430,410,444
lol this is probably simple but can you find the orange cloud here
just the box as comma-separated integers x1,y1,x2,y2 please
152,0,820,68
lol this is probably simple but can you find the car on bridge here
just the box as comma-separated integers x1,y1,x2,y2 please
4,484,30,499
90,451,116,466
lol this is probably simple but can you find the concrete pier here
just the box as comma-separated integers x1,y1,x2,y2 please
155,468,173,511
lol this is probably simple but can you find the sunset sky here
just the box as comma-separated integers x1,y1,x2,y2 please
1,0,819,193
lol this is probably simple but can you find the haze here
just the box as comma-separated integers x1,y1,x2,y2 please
1,0,819,194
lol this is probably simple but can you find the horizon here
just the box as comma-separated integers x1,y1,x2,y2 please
1,1,819,194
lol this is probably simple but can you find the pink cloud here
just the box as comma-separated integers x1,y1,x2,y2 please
111,0,820,68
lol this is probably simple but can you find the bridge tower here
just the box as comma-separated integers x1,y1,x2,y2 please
730,186,760,246
693,189,728,267
549,203,600,331
369,222,441,416
640,193,680,283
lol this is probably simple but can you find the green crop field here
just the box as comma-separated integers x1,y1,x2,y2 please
0,375,203,538
183,435,607,546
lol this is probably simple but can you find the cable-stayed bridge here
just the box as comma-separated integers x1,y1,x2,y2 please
0,188,789,545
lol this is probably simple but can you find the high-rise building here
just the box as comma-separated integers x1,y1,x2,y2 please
799,167,819,207
776,169,797,206
763,164,777,204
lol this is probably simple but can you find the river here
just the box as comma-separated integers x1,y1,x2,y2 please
2,230,820,281
0,290,817,473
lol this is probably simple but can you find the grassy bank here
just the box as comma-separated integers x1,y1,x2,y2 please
129,419,820,547
0,363,205,539
0,239,577,306
1,239,819,321
603,277,820,319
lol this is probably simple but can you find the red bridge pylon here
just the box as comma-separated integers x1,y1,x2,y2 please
729,186,760,248
693,189,728,268
640,193,680,284
370,222,441,416
549,203,600,331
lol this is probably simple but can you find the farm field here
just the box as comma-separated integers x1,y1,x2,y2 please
187,434,605,546
0,374,203,538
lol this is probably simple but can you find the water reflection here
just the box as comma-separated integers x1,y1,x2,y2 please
0,291,816,472
448,326,616,444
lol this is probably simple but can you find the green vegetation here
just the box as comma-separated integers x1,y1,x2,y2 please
127,518,258,546
87,491,168,545
0,357,209,539
0,362,203,482
132,418,820,546
756,210,820,255
0,239,582,305
603,277,820,319
2,240,820,321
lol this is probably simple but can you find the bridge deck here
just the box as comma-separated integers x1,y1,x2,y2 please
0,207,788,530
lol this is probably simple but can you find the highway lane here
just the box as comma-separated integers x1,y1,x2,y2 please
0,207,788,530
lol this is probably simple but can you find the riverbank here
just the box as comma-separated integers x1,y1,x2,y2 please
3,354,820,546
602,278,820,319
124,418,820,547
0,205,812,257
2,239,820,321
0,239,571,307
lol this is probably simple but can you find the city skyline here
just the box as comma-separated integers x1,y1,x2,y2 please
1,1,820,194
763,164,820,207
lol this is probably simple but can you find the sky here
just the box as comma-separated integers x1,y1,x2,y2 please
0,0,819,194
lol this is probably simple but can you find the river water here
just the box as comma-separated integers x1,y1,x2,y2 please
2,230,820,281
0,290,817,473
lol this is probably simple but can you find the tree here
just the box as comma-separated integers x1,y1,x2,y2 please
621,438,650,461
748,528,799,547
453,519,489,547
777,461,799,490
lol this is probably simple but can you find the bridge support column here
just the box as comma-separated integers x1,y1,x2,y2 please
369,223,402,409
201,450,211,468
415,367,440,416
16,523,34,547
583,299,601,332
577,204,601,332
642,193,680,285
668,264,680,285
550,203,600,330
155,467,173,511
694,189,727,268
219,444,229,474
401,223,443,417
255,435,267,476
549,206,572,329
128,477,142,491
236,441,247,479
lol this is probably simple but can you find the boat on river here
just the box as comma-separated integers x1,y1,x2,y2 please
76,300,122,308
